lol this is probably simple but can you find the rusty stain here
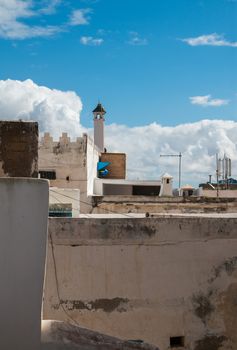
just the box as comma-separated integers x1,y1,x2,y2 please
194,335,227,350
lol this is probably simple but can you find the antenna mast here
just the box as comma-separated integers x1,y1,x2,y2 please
160,152,182,190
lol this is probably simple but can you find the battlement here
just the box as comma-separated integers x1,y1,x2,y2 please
39,132,87,151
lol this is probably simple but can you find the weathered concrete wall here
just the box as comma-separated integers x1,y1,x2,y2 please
0,178,154,350
200,189,237,198
0,178,48,350
39,133,100,213
39,133,87,191
43,215,237,350
0,120,38,177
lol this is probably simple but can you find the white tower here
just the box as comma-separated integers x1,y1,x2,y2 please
93,102,106,152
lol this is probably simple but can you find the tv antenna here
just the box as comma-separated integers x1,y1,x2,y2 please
160,152,182,189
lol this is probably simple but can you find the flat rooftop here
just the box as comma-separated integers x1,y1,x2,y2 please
79,213,237,219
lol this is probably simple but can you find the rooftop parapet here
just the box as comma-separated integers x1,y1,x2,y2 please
40,132,87,152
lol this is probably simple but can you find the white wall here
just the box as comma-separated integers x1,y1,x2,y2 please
94,118,104,152
0,178,49,350
39,132,99,213
87,135,100,196
94,178,103,196
160,176,173,197
94,179,162,196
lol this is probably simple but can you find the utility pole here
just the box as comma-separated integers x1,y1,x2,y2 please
216,153,219,198
160,152,182,190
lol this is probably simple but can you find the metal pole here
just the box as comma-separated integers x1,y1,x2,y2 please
216,153,219,198
160,153,182,192
179,152,181,189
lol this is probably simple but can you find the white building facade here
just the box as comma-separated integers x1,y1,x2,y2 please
39,132,100,213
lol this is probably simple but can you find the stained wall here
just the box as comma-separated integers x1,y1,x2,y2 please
43,215,237,350
0,121,38,177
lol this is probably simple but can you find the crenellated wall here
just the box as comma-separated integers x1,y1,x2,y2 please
39,132,100,213
40,132,87,151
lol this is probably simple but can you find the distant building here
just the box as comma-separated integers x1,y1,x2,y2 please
39,103,175,213
39,132,100,213
198,180,237,198
94,174,173,197
94,178,162,196
180,184,195,197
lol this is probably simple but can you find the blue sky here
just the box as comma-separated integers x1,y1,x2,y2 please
1,0,237,129
0,0,237,185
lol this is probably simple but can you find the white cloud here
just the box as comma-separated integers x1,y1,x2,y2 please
182,33,237,47
190,95,229,107
0,2,96,40
39,0,61,15
0,79,85,137
128,31,148,46
0,0,61,39
0,79,236,186
80,36,103,46
69,8,91,26
104,120,237,185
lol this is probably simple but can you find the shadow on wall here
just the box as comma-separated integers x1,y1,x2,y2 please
0,178,159,350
